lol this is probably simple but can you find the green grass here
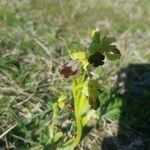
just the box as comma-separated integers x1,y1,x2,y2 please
0,0,150,149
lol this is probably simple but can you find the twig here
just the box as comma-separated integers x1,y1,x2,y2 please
12,134,37,144
0,124,17,139
13,93,35,107
33,38,50,57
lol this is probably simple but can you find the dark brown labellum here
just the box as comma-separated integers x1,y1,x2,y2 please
88,52,105,67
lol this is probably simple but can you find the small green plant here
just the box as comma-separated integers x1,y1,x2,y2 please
49,28,121,149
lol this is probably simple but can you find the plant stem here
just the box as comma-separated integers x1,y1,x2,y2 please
70,118,82,149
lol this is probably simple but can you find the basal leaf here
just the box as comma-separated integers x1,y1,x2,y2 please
77,94,90,118
82,109,98,127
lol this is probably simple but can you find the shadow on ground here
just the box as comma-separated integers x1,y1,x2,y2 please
102,64,150,150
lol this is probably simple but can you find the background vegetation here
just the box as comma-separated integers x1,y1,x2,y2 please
0,0,149,149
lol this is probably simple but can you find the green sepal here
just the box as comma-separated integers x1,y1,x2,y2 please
89,28,101,54
105,45,121,60
103,36,116,48
91,28,100,43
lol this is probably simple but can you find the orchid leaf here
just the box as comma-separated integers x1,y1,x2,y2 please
82,109,98,127
82,80,100,97
77,94,90,118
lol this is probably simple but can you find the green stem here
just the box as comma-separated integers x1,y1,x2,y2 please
64,72,87,149
70,118,82,149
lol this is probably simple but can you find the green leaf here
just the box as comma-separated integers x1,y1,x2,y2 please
54,132,63,143
52,103,59,119
77,94,90,118
49,123,54,143
82,80,100,97
81,80,100,109
82,109,98,127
